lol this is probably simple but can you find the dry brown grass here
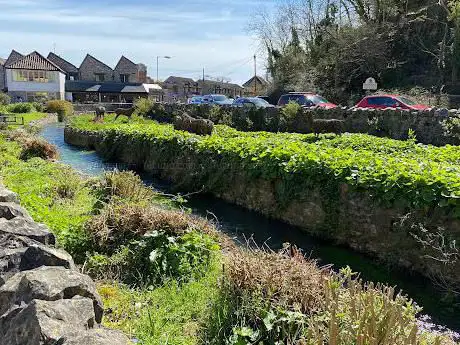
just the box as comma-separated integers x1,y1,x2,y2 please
86,202,216,251
19,137,59,160
225,246,329,314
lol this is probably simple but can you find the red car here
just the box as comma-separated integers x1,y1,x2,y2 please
277,92,337,109
356,95,430,110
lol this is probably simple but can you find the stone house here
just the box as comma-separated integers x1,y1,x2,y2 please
242,75,270,96
79,54,114,82
3,51,66,101
113,56,147,83
47,53,79,81
163,76,201,101
198,79,244,98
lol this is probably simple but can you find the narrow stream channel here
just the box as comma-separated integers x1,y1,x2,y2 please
41,123,459,331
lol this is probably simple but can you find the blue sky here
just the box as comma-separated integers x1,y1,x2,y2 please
0,0,274,84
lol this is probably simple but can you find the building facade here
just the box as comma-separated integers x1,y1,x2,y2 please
4,51,66,102
242,76,270,96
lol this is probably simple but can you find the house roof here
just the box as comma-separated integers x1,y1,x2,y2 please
4,50,24,67
114,55,137,71
47,52,79,73
7,51,65,72
242,75,269,88
80,54,113,71
199,79,244,90
0,58,5,66
164,76,195,84
65,80,159,93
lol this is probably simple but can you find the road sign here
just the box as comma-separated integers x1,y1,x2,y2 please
363,77,378,91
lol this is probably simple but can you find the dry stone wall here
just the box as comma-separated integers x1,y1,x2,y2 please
0,184,132,345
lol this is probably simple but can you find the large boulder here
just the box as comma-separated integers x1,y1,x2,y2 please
0,297,96,345
0,233,75,286
0,217,55,245
64,328,133,345
0,267,103,322
0,202,33,221
0,186,18,203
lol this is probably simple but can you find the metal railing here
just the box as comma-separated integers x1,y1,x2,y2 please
0,115,25,126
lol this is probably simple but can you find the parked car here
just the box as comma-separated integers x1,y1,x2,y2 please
187,96,203,105
355,95,430,110
277,92,337,109
233,97,275,108
256,95,276,105
201,94,233,105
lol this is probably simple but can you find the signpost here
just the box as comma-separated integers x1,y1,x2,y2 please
363,77,378,94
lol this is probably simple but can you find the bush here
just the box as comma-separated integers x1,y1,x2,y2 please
7,102,35,113
45,100,73,122
134,98,154,117
31,102,45,113
19,137,59,160
0,92,10,106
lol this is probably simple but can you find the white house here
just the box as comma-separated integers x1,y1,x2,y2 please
4,51,66,102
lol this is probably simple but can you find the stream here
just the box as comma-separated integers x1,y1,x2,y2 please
41,123,459,331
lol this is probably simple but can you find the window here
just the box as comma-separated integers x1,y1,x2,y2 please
94,73,105,82
367,97,397,107
120,74,130,83
12,70,54,83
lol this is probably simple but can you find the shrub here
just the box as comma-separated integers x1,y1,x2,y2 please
281,101,302,119
134,98,154,117
85,202,215,252
0,122,7,130
19,137,59,160
0,92,10,105
7,102,35,113
45,100,73,122
31,102,45,113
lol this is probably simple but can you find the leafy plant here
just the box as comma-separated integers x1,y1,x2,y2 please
45,100,73,121
7,102,35,113
0,92,10,105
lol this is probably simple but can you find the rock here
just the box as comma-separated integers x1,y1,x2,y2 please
0,186,18,203
63,328,133,345
0,233,75,286
0,297,96,345
0,202,33,221
0,217,55,245
0,266,103,322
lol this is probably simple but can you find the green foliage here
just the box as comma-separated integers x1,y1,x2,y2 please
7,102,35,113
31,102,45,113
0,135,94,261
0,92,10,105
98,259,222,345
45,100,73,121
134,98,154,117
70,116,460,216
281,101,301,119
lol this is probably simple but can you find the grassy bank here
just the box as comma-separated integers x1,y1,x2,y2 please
1,125,459,344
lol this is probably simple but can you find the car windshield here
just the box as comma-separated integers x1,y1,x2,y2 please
397,96,417,105
307,95,329,104
192,97,201,101
250,98,270,106
213,95,228,101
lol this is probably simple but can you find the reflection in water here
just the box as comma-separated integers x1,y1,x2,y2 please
41,123,459,331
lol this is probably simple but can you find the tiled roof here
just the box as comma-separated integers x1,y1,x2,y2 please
242,75,269,87
114,56,137,70
4,50,24,67
80,54,113,71
47,52,79,73
7,51,65,72
164,76,195,84
65,80,150,93
199,79,244,89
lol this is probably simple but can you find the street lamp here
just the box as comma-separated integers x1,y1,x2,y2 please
156,55,171,83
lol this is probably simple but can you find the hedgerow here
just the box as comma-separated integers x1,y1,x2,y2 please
69,115,460,216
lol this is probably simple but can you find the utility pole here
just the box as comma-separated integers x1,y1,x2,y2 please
202,67,205,95
253,54,257,96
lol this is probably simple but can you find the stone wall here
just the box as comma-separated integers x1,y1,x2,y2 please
149,103,460,146
0,184,132,345
64,127,460,290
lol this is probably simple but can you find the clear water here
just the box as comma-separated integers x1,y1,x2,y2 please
41,123,460,331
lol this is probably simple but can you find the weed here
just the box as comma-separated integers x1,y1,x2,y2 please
19,137,59,161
